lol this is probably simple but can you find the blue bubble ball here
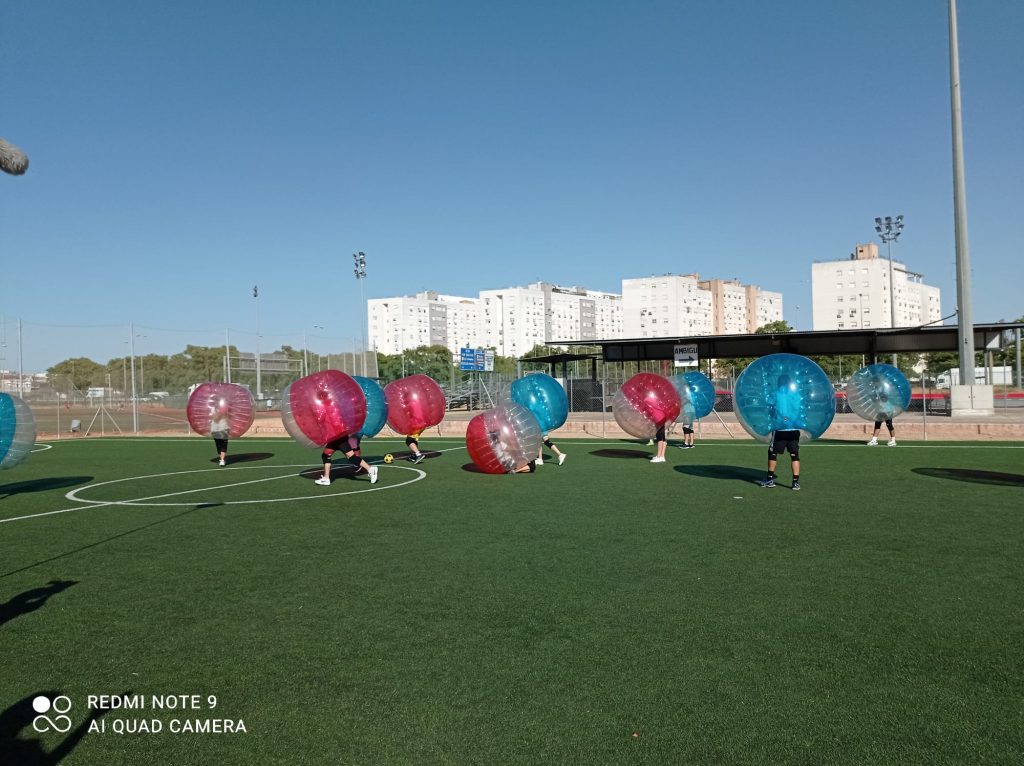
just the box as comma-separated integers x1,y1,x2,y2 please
844,364,912,423
509,373,568,433
734,353,835,441
670,371,716,426
352,376,388,438
0,393,37,469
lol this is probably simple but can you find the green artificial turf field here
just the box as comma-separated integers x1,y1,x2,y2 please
1,436,1022,765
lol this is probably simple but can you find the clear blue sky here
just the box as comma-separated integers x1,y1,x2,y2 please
2,0,1021,372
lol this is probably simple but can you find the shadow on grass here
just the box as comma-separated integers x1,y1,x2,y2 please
0,504,216,580
0,689,120,765
461,463,500,474
0,580,78,630
214,452,274,465
674,464,765,482
912,467,1024,488
591,448,652,460
0,477,94,499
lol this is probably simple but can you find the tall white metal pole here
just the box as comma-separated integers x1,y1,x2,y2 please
129,323,138,433
949,0,975,384
225,329,231,383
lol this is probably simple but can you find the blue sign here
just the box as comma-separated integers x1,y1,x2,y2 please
460,348,478,371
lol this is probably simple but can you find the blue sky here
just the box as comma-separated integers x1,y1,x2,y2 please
2,0,1021,372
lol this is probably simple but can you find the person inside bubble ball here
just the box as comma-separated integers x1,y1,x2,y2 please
210,405,230,467
316,434,378,485
405,429,426,464
759,373,802,490
867,383,898,446
486,429,536,474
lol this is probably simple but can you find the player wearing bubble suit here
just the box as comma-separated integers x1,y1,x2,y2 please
760,374,803,490
465,403,542,475
509,373,568,467
186,383,256,467
671,371,716,450
847,364,911,447
384,375,446,466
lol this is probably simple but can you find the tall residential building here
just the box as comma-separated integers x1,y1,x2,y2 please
697,278,784,334
811,243,942,330
479,285,548,358
368,292,481,355
622,274,713,338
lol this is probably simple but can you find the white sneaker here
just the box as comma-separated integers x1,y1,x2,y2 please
866,437,878,446
650,456,666,463
314,476,331,486
369,466,379,484
558,453,566,465
887,439,897,447
219,459,226,466
646,439,655,446
536,457,544,465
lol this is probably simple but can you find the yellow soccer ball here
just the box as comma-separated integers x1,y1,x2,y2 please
383,453,394,464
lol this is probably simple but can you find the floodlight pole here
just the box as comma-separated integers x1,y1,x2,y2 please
353,251,367,377
874,214,904,365
225,329,231,383
948,0,976,385
253,285,262,401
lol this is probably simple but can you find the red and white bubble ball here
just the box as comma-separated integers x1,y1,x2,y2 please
384,374,446,435
465,402,543,474
280,370,367,448
612,373,681,439
187,383,256,438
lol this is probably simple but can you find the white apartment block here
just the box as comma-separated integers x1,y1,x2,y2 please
695,279,783,334
622,274,713,338
811,243,942,331
479,285,548,358
368,292,481,355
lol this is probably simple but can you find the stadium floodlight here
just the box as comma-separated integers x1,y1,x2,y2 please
353,252,368,376
874,214,905,365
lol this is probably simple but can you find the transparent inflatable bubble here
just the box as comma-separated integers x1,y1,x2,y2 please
509,373,568,433
845,363,912,423
352,376,388,438
280,370,367,449
186,383,255,439
734,353,835,442
612,373,681,439
384,374,446,435
670,371,716,426
465,402,543,474
0,393,36,469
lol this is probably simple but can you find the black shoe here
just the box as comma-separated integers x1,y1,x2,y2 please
412,453,425,465
759,478,775,488
792,481,801,491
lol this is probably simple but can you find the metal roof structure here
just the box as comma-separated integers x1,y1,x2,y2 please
557,323,1023,362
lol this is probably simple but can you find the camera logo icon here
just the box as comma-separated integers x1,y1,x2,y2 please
32,695,73,733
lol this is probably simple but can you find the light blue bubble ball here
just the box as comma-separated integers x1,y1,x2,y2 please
0,393,36,469
734,353,835,441
670,371,716,426
352,376,388,438
845,364,912,422
509,373,568,433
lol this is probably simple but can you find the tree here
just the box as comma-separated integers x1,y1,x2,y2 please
715,321,794,377
376,345,456,384
47,357,105,392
